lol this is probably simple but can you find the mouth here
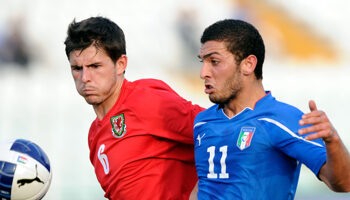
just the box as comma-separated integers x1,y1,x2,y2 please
82,87,96,95
204,83,214,94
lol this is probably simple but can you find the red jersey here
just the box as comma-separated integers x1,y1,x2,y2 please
88,79,204,200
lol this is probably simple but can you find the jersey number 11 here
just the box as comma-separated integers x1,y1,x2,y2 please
207,145,229,179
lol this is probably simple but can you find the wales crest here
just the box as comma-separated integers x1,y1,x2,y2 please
111,113,127,138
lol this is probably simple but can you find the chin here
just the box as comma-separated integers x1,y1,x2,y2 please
84,97,102,105
209,94,233,105
209,95,222,104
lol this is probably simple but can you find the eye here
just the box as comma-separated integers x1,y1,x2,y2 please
211,59,219,65
90,64,99,69
72,66,82,71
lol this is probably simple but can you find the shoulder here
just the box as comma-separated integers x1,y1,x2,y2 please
257,93,304,119
132,78,174,90
195,104,218,122
253,93,304,126
270,99,304,119
256,98,305,136
127,79,203,112
126,78,180,97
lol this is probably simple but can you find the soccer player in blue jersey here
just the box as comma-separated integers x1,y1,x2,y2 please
193,19,350,199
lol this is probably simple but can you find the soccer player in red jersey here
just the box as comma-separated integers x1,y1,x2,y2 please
64,17,204,199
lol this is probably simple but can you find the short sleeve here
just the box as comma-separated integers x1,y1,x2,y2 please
258,118,327,176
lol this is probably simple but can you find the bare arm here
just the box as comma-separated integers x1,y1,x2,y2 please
298,100,350,192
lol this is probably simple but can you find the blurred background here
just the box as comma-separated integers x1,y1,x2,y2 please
1,0,350,199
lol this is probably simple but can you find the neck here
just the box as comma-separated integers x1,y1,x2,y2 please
93,78,125,120
223,79,265,118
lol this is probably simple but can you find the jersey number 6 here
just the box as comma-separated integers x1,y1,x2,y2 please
98,144,110,175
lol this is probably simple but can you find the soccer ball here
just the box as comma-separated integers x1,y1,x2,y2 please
0,139,52,200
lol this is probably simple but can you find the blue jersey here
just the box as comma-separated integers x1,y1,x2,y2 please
193,92,326,200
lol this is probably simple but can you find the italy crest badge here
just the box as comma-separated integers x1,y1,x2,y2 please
237,127,255,150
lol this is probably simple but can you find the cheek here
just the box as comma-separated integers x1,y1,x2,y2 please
72,75,83,91
72,74,80,85
214,70,230,84
218,72,236,90
71,71,80,81
74,81,83,95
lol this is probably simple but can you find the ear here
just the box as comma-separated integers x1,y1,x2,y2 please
241,55,257,76
116,55,128,75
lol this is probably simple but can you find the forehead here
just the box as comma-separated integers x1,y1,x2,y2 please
69,45,108,65
199,41,228,57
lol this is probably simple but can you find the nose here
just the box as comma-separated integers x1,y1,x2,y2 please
200,62,210,80
81,68,91,83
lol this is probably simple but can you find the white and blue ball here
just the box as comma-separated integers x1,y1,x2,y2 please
0,139,52,200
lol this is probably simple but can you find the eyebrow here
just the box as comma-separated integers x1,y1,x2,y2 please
70,65,81,69
197,52,220,60
70,62,103,68
87,62,102,67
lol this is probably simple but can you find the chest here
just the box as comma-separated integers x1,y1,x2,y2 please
195,119,270,153
88,111,152,180
194,119,280,178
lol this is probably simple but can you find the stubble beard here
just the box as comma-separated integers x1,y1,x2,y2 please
80,87,104,106
84,95,103,106
77,88,102,106
209,72,242,106
83,82,117,107
209,85,241,106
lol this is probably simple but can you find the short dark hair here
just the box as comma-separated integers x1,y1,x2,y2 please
64,16,126,63
201,19,265,79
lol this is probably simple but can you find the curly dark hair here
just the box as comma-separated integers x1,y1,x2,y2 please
201,19,265,79
64,16,126,63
